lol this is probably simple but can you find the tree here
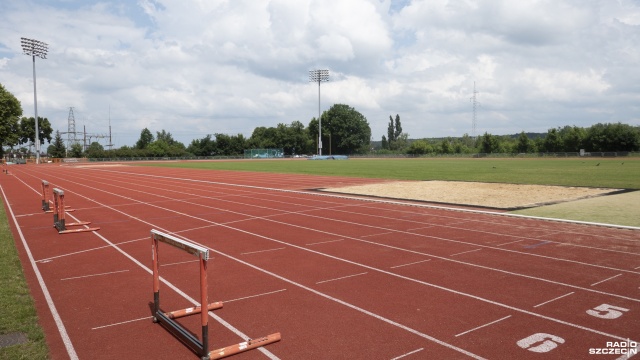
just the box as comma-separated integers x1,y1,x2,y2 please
156,130,177,146
48,130,66,158
0,83,23,157
18,116,53,149
558,125,585,152
136,128,154,149
394,114,402,140
322,104,372,154
387,116,395,144
381,135,388,150
584,122,640,152
406,139,432,155
542,128,562,153
479,132,499,153
516,131,532,153
69,143,83,157
85,142,105,158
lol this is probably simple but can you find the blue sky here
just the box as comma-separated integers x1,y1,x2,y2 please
1,0,639,149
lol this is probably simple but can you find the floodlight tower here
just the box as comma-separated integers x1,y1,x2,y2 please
470,81,478,140
309,69,329,155
21,37,48,164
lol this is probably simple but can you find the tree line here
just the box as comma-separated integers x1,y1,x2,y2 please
402,123,640,155
3,82,639,160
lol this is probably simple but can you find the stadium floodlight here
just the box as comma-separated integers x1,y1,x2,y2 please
21,37,48,164
309,69,329,155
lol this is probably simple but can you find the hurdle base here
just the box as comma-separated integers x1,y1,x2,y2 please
165,301,223,320
209,333,281,360
58,227,100,234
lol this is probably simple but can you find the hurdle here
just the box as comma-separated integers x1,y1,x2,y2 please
52,188,100,234
41,180,52,212
151,229,281,360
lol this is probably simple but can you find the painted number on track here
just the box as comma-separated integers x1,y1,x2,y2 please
517,333,565,353
586,304,630,319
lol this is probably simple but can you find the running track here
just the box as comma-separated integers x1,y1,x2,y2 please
1,163,639,359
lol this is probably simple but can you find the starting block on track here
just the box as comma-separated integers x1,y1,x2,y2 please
151,229,281,360
52,188,100,234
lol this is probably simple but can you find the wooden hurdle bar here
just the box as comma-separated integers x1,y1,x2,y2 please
151,229,280,360
52,188,100,234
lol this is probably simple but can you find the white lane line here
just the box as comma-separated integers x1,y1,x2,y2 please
316,272,368,284
635,265,640,270
454,316,512,337
161,260,199,267
92,316,151,330
450,248,481,257
406,226,434,231
224,289,287,303
240,247,286,255
60,270,129,281
591,274,623,287
391,348,424,360
533,292,575,308
0,185,79,360
36,237,147,263
360,231,395,238
306,239,344,246
390,259,431,269
494,239,523,247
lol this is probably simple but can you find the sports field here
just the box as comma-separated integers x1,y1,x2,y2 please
0,159,638,359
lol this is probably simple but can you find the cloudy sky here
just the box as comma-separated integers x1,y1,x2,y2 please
1,0,639,148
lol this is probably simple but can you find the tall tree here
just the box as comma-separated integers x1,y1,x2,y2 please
48,130,66,158
0,83,23,157
136,128,154,149
394,114,402,140
387,116,395,143
18,116,53,148
322,104,372,154
69,143,83,157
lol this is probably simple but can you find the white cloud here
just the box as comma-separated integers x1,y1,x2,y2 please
0,0,638,149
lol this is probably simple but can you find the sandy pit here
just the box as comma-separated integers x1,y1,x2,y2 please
322,181,620,209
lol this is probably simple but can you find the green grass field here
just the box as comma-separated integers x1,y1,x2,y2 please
0,198,48,359
148,157,640,189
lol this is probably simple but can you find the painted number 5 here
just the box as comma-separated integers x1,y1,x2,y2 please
586,304,630,319
517,333,565,353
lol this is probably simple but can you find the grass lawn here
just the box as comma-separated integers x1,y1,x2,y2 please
0,198,48,359
147,157,640,189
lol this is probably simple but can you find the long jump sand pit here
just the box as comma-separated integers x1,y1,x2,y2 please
321,180,622,210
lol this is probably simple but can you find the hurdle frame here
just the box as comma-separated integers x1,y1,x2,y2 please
41,180,52,212
52,188,100,234
151,229,281,360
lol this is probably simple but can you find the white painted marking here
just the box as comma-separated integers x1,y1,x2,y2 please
306,239,344,246
316,272,368,284
161,259,199,267
36,237,147,263
450,248,482,257
240,247,286,255
0,185,79,360
224,289,287,303
390,259,431,269
360,231,395,238
390,348,424,360
60,269,129,281
591,274,623,287
534,292,575,308
455,316,512,337
91,316,151,330
496,239,524,247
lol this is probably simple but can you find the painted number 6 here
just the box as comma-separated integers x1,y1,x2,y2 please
517,333,565,353
586,304,629,319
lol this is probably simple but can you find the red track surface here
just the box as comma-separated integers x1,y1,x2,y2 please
1,163,639,360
